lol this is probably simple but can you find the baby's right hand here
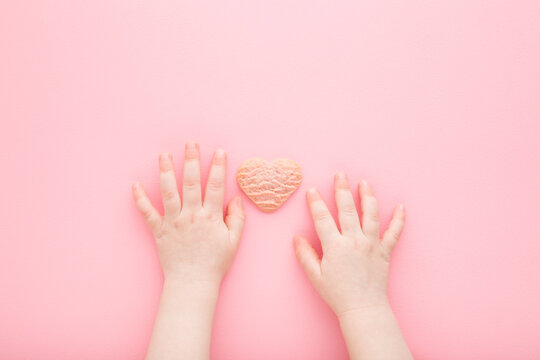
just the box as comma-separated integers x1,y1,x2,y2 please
294,173,405,318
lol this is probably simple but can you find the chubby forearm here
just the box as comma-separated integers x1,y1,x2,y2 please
338,303,413,360
145,278,220,360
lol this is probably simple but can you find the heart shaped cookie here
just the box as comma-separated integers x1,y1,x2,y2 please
236,158,302,212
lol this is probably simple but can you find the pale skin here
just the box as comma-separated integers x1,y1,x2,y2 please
132,141,245,360
133,141,412,359
294,173,413,360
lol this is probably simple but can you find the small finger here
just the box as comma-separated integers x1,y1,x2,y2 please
159,152,181,218
204,148,226,215
334,173,361,236
132,182,162,235
306,187,340,248
182,140,202,211
359,180,380,241
225,195,246,248
381,204,406,254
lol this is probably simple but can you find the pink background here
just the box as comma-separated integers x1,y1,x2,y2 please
1,1,539,359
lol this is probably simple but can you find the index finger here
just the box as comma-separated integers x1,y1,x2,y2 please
203,148,226,214
306,187,340,249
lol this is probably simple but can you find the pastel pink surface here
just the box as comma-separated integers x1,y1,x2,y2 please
1,1,539,359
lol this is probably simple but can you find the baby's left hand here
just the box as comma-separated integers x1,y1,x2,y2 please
132,141,245,285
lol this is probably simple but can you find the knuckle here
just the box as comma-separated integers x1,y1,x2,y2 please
340,205,357,217
206,211,222,221
366,212,380,222
193,208,219,222
183,181,200,191
160,169,174,176
172,217,186,229
162,189,177,201
142,209,153,219
153,224,164,239
379,250,391,263
212,156,226,166
185,150,199,160
206,178,224,191
358,240,375,253
386,230,399,241
138,203,152,218
314,211,332,222
177,211,197,225
148,218,163,235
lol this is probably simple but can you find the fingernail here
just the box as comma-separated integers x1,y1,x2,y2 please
186,141,197,150
306,187,319,201
132,182,142,196
398,203,405,210
335,172,349,187
360,179,373,195
159,152,173,171
215,148,225,158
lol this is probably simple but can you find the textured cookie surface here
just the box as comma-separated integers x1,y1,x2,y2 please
236,158,302,212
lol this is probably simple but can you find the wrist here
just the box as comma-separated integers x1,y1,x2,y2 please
163,275,221,294
161,276,221,311
163,266,224,288
336,299,392,323
336,300,412,360
160,276,221,320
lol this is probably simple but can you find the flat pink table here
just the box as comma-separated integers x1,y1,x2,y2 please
1,1,539,359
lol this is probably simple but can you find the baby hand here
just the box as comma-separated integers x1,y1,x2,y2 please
132,141,245,285
294,173,405,318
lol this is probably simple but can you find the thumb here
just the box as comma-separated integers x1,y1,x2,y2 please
293,235,321,285
225,195,246,248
